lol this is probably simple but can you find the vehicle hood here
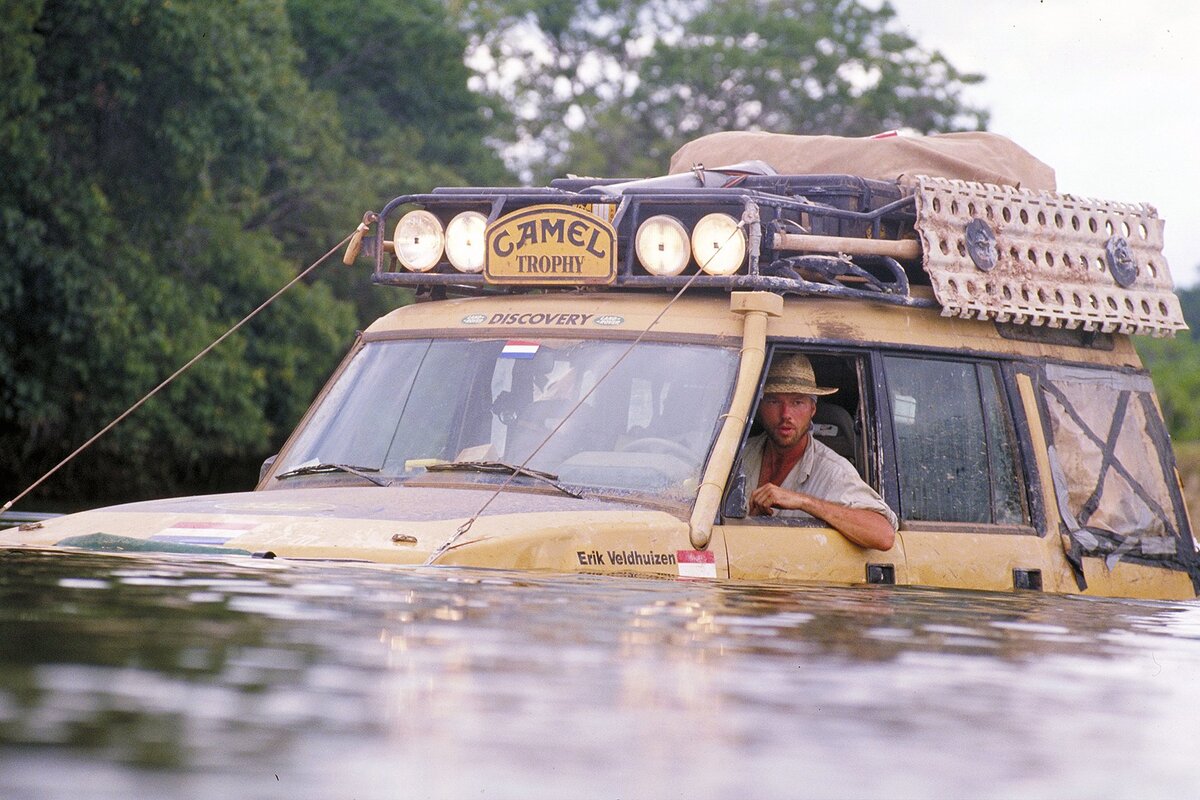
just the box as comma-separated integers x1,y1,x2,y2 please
1,484,690,567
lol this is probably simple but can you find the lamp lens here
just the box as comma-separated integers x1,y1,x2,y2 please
635,215,690,276
693,213,745,276
394,210,445,272
445,211,487,273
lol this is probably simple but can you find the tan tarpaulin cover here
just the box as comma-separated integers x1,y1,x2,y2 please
668,131,1057,191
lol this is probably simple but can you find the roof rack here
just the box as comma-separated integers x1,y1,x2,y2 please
914,176,1184,336
360,166,1186,336
369,169,929,306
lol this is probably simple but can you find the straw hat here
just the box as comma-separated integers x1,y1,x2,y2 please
762,354,837,396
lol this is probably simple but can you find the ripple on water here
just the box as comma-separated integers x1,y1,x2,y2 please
0,549,1198,798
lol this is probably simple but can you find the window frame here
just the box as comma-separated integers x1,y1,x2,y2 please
873,349,1039,535
1033,360,1194,564
721,343,887,526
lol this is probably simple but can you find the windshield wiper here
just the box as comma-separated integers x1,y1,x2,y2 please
274,462,392,487
424,460,583,499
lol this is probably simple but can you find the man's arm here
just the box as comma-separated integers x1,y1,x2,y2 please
750,482,896,551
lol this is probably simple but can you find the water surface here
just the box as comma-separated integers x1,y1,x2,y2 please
1,548,1197,799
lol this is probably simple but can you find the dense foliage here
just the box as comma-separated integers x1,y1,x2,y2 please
1,0,504,503
3,0,1001,506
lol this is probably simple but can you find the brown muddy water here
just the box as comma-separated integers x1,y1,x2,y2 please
0,548,1197,799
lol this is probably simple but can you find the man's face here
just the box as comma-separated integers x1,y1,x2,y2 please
757,392,816,449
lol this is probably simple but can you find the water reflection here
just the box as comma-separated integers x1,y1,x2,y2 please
0,548,1197,798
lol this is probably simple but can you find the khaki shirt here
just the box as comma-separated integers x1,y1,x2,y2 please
742,434,898,530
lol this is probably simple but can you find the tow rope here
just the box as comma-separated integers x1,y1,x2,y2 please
2,221,370,514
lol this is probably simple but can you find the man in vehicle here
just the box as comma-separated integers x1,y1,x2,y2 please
743,354,897,551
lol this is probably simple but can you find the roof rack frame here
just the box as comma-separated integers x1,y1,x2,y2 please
370,185,929,306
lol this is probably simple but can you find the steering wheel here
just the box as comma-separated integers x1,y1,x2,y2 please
617,437,694,461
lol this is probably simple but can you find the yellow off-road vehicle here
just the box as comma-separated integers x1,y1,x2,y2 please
6,132,1197,599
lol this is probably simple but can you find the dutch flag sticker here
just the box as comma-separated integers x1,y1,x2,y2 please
500,341,540,359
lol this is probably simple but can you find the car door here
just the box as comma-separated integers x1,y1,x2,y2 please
715,348,908,586
878,353,1049,592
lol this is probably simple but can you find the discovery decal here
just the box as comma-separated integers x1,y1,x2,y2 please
486,312,594,326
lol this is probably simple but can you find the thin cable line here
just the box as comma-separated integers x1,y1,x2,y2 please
3,229,360,514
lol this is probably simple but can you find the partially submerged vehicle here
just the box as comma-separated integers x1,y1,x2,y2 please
6,131,1198,599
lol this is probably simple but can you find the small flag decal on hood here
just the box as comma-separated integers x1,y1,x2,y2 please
151,520,259,546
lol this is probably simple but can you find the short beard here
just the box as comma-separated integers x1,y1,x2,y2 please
767,422,811,450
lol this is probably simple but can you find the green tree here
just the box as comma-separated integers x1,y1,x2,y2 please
1177,280,1200,338
0,0,353,503
453,0,656,175
1139,285,1200,442
1139,336,1200,441
284,0,510,320
460,0,987,180
289,0,508,187
1,0,507,505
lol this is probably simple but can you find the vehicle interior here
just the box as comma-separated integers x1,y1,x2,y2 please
726,350,873,522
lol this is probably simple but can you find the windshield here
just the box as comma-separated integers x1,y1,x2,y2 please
273,337,740,502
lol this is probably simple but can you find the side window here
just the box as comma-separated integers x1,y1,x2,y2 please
883,356,1028,525
1041,365,1185,562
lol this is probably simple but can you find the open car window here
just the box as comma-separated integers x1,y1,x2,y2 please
726,350,878,525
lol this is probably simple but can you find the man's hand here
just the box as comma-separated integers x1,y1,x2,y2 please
749,482,798,516
750,482,896,551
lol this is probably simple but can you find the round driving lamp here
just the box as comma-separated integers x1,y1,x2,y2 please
393,210,445,272
692,213,746,276
445,211,487,273
635,215,690,276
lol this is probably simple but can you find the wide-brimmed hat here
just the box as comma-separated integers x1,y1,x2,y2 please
762,354,837,396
